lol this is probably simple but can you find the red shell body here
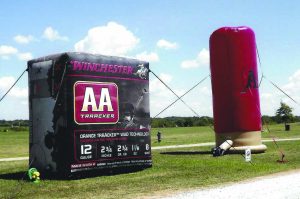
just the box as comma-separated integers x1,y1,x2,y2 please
209,26,261,134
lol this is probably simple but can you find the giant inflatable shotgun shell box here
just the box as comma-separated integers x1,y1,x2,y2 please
28,52,151,176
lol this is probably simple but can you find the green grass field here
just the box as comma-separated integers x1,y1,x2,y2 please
151,123,300,146
0,128,28,158
0,123,300,198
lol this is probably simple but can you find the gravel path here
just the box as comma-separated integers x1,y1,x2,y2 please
162,170,300,199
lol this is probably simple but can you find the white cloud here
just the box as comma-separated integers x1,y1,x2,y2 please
21,100,28,105
18,52,33,61
260,92,279,115
136,51,159,62
0,45,18,59
181,48,209,69
150,73,176,117
157,39,178,50
0,76,28,119
200,86,211,96
0,45,33,61
74,22,139,56
283,69,300,94
0,76,28,98
181,60,199,69
150,73,173,93
14,35,35,44
0,76,14,90
43,27,69,41
149,73,213,117
282,69,300,115
259,69,300,116
9,87,28,98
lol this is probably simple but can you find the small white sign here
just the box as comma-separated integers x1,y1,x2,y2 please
245,148,251,162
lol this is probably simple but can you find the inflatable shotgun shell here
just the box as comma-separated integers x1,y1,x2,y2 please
209,27,267,153
28,52,152,177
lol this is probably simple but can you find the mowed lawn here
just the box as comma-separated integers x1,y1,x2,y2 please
1,123,299,157
0,123,300,198
0,128,28,158
151,123,300,146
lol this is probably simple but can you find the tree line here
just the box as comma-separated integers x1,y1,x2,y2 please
151,102,300,128
0,120,29,127
151,116,214,128
151,115,300,128
1,116,300,128
1,102,299,128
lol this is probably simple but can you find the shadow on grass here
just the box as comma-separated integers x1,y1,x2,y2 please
160,151,212,155
66,167,151,180
0,166,151,181
0,171,27,180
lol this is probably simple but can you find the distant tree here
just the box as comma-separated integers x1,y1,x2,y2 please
275,102,294,126
295,116,300,123
175,119,184,127
261,115,276,125
183,118,193,127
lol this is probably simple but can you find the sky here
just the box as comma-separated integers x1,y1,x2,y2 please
0,0,300,120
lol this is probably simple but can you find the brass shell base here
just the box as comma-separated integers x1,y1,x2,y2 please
215,131,267,153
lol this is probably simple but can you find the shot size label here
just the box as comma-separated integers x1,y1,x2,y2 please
74,129,151,163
